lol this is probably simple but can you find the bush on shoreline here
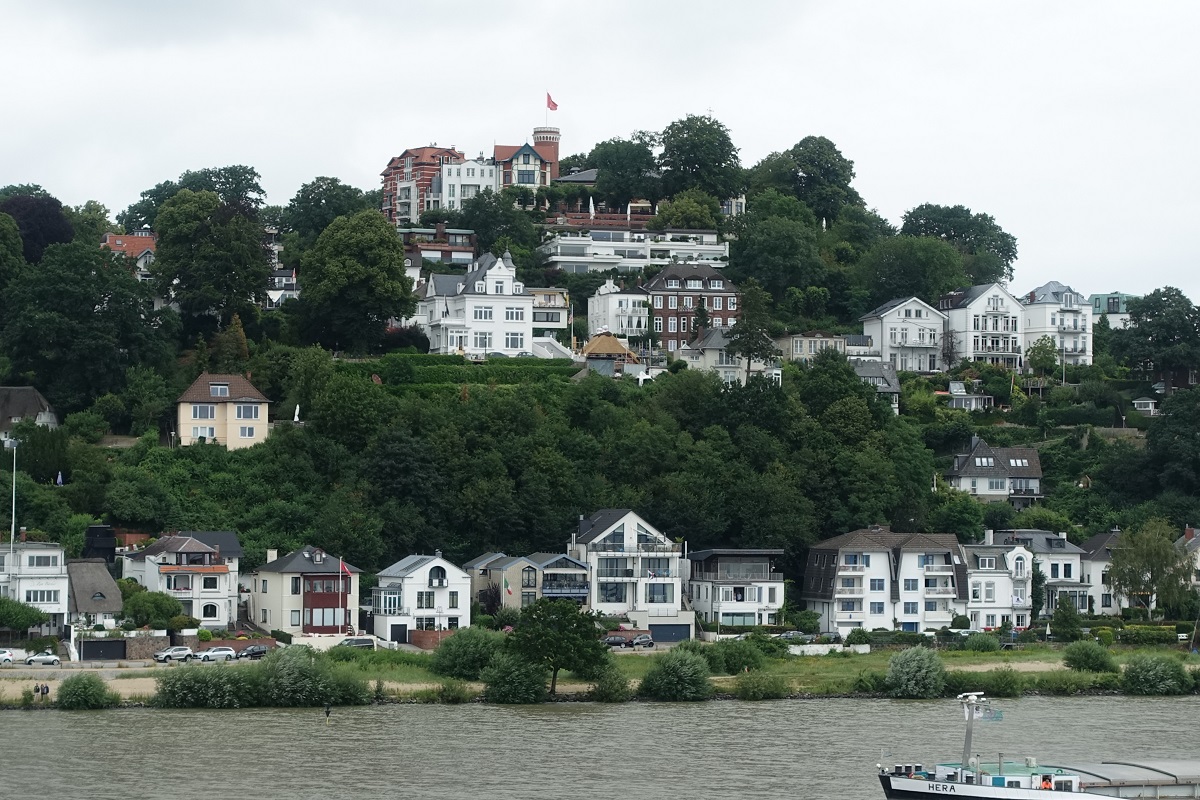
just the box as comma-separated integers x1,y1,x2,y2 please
1063,640,1118,673
429,628,504,680
480,652,548,704
887,647,945,699
639,650,713,702
57,673,121,710
1121,654,1193,695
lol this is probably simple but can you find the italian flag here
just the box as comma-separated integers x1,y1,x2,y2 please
503,577,512,596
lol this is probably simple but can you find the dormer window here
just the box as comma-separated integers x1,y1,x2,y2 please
514,282,524,294
711,279,723,289
667,279,680,288
475,282,485,293
210,383,229,397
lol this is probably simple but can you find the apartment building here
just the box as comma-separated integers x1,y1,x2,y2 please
859,296,947,372
936,283,1026,370
778,331,847,364
380,145,465,224
0,541,69,635
997,529,1089,616
1021,281,1091,367
463,552,590,611
962,536,1035,630
540,228,728,274
643,262,740,355
587,278,649,338
800,526,968,634
568,509,694,642
1079,527,1128,616
415,251,534,356
121,533,240,630
1088,291,1138,330
246,546,362,635
688,548,785,627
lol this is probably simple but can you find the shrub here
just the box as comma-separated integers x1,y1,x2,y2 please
845,628,871,646
1094,627,1115,646
1121,654,1192,696
429,628,504,680
473,615,494,630
951,614,972,630
1016,629,1039,643
1121,606,1149,621
20,688,35,707
168,614,200,632
1120,626,1178,646
742,631,789,658
887,646,945,699
589,664,633,703
480,652,547,704
1063,640,1118,673
1051,598,1083,642
1177,622,1195,636
892,632,929,647
711,639,766,674
1029,671,1093,695
155,647,369,708
963,633,1001,652
197,629,213,642
57,673,120,710
492,607,520,630
638,650,713,702
986,666,1024,698
433,679,474,704
732,671,790,701
851,670,887,693
270,629,294,645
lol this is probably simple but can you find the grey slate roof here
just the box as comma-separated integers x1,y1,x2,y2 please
526,552,587,569
66,559,122,615
852,360,901,395
128,535,218,561
1079,528,1123,560
803,526,968,603
577,509,634,544
554,168,598,183
643,261,732,291
256,545,362,574
1178,529,1200,554
179,531,243,559
0,386,56,434
378,554,436,578
688,548,784,561
1022,281,1079,305
946,437,1042,479
995,529,1084,555
937,284,996,310
463,552,506,570
687,327,731,351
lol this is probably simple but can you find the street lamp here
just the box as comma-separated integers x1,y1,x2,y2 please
7,440,15,562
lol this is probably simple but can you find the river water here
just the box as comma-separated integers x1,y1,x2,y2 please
7,696,1199,799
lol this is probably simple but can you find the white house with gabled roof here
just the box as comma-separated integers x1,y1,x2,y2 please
1020,281,1091,368
568,509,695,642
371,551,471,643
415,251,535,356
963,536,1035,631
859,296,947,373
936,283,1026,370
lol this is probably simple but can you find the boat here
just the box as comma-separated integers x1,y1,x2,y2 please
878,693,1200,798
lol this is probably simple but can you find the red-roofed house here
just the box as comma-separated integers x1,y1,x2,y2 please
380,145,465,224
101,228,157,277
494,126,560,190
176,372,270,449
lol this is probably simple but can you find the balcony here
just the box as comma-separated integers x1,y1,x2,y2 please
925,610,954,622
1009,488,1043,497
692,570,784,583
925,586,957,596
596,568,636,579
835,610,866,624
923,565,955,574
588,542,682,554
542,581,589,596
373,606,413,616
837,563,865,573
834,586,864,596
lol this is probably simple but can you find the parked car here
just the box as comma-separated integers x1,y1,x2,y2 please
0,648,13,665
335,637,376,650
774,631,816,642
485,352,509,359
602,634,630,648
627,634,654,648
153,646,193,663
515,351,536,358
25,650,62,666
194,647,237,662
236,644,271,660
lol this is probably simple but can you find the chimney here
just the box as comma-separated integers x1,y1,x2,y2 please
435,549,442,559
19,527,27,542
266,548,278,563
984,529,994,546
1057,531,1067,540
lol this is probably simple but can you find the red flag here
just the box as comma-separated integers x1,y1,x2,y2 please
546,93,558,111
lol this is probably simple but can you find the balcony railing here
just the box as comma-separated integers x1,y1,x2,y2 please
1009,488,1042,497
834,586,864,596
837,564,865,573
596,568,636,579
925,610,954,620
372,606,412,616
923,565,955,574
925,586,957,596
692,570,784,583
542,582,589,596
588,542,682,553
835,610,865,623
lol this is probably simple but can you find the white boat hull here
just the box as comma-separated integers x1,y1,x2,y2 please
880,775,1109,798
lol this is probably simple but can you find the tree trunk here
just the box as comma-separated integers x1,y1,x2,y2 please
550,666,559,695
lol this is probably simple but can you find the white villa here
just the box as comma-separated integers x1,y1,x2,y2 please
962,537,1035,631
587,278,649,338
415,251,535,356
0,541,69,636
859,297,947,373
1020,281,1091,367
122,533,241,630
371,552,471,643
936,283,1026,370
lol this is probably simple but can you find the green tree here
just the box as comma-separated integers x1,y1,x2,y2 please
1050,592,1083,641
0,211,23,296
1031,562,1047,619
730,214,824,300
120,165,266,230
745,151,800,199
646,188,720,230
1112,287,1200,392
151,189,270,331
507,598,608,695
1148,388,1200,493
0,194,74,263
786,135,863,229
458,189,539,254
121,366,173,436
854,236,966,308
298,209,415,352
209,313,252,373
1025,335,1059,377
724,279,781,383
0,241,172,412
122,591,183,627
590,137,659,209
0,596,50,631
900,203,1018,283
281,176,373,267
116,577,146,602
658,114,742,201
1106,517,1194,614
64,200,121,244
928,488,985,542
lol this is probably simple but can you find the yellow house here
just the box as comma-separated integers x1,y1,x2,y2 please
176,372,270,449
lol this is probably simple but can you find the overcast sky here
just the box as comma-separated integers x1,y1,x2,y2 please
3,1,1197,301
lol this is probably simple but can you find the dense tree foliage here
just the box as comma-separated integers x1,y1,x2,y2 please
0,193,74,263
1106,518,1194,613
589,137,659,209
280,176,374,268
658,114,742,201
1111,287,1200,391
900,203,1018,283
119,165,267,230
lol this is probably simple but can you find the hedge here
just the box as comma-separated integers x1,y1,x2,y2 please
1119,626,1178,646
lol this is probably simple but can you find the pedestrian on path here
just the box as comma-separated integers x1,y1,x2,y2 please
41,683,49,702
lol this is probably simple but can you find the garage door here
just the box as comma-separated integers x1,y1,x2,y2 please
648,624,691,643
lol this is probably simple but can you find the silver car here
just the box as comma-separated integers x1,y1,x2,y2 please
24,650,61,666
0,648,13,665
153,646,193,663
194,647,236,662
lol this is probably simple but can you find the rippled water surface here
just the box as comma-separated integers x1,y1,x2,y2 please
8,696,1200,799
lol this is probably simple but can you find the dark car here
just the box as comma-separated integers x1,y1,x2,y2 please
336,637,376,650
603,635,630,648
627,634,654,648
237,644,271,660
773,630,815,642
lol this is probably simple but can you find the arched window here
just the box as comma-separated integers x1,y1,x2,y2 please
429,566,447,587
522,567,536,588
202,604,218,619
1013,556,1026,578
